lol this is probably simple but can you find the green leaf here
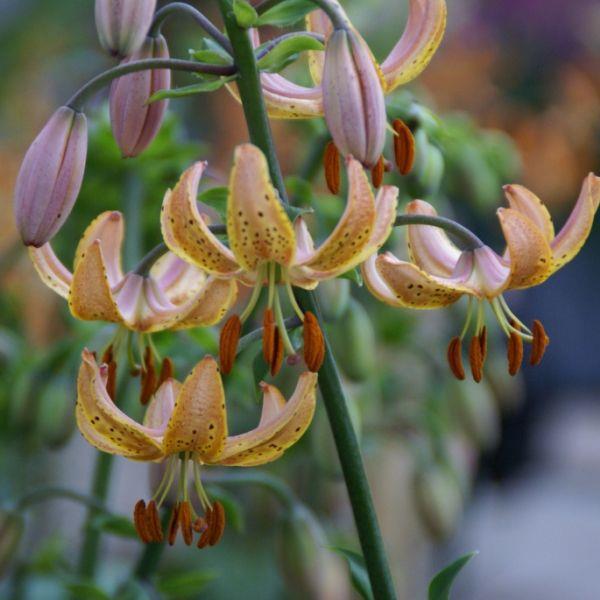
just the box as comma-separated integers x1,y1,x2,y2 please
258,35,324,73
189,49,232,66
91,514,138,539
233,0,258,27
65,583,111,600
339,267,363,287
198,186,229,220
149,76,237,102
428,551,478,600
115,580,153,600
157,570,219,598
331,547,373,600
285,175,317,206
257,0,316,27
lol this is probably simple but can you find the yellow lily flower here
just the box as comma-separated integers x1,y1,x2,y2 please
77,349,318,547
363,174,600,380
161,144,398,374
29,210,237,333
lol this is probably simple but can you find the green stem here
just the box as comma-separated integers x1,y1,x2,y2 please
133,511,171,580
150,2,233,54
394,214,484,250
219,4,396,597
16,487,112,515
67,59,237,112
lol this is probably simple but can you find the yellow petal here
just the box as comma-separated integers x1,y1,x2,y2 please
163,356,228,460
227,144,296,270
77,349,163,460
29,243,72,299
497,208,553,290
363,253,467,308
216,372,318,466
503,184,554,243
381,0,447,92
70,240,123,324
175,277,238,330
161,162,241,276
549,173,600,272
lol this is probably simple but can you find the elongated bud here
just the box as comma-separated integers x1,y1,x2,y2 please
220,315,242,375
14,107,87,246
322,29,387,169
109,34,171,158
95,0,157,58
392,119,416,175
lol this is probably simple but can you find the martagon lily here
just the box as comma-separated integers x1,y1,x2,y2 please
363,173,600,381
77,349,318,547
161,143,398,374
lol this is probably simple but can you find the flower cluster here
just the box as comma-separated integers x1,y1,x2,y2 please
11,0,599,555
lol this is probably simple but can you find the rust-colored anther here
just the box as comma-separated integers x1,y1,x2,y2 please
140,346,157,406
323,141,341,195
447,337,465,381
101,345,117,401
167,503,181,546
178,501,193,546
145,500,164,543
469,335,484,383
209,501,226,547
507,332,524,376
263,309,284,375
197,506,213,549
479,326,488,364
101,345,114,365
193,517,207,534
270,326,285,376
133,500,151,544
392,119,416,175
158,357,174,387
371,156,385,189
219,315,242,375
530,320,550,366
303,311,325,373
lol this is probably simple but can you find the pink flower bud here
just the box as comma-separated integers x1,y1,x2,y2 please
14,107,87,247
322,29,387,169
109,35,171,158
95,0,157,58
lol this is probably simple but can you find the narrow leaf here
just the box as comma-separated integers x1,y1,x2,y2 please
91,514,138,539
331,547,373,600
257,0,316,27
233,0,258,27
65,583,111,600
258,35,324,73
189,49,232,66
339,267,363,287
149,77,237,102
157,570,219,598
428,551,478,600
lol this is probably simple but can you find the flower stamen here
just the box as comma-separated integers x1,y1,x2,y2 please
447,337,466,381
323,141,341,195
392,119,415,175
219,315,242,375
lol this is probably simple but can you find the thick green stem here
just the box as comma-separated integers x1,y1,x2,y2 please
395,214,484,250
219,3,396,597
67,59,236,112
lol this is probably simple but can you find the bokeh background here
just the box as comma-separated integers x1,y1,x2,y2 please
1,0,599,598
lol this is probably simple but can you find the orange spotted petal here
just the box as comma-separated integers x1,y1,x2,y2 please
162,356,228,461
227,144,296,271
503,184,554,243
215,372,318,466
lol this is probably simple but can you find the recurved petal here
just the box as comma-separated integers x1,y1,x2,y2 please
161,162,240,276
143,380,180,430
227,144,295,270
503,184,554,243
74,211,124,286
297,157,376,273
175,278,238,330
549,173,600,272
70,240,122,324
497,208,553,289
216,372,318,466
29,244,73,298
381,0,447,92
77,349,163,460
363,252,467,308
406,199,461,276
163,356,228,460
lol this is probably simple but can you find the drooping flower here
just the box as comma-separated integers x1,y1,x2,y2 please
14,107,88,247
248,0,447,177
161,144,398,373
363,174,600,380
109,34,171,158
29,210,237,333
77,349,318,546
95,0,157,58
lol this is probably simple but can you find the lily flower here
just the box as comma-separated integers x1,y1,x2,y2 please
248,0,446,178
77,349,318,547
363,174,600,380
29,210,237,333
161,144,398,374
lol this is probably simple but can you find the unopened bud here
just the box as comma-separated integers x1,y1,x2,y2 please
95,0,157,58
14,107,87,247
109,34,171,158
322,29,387,169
